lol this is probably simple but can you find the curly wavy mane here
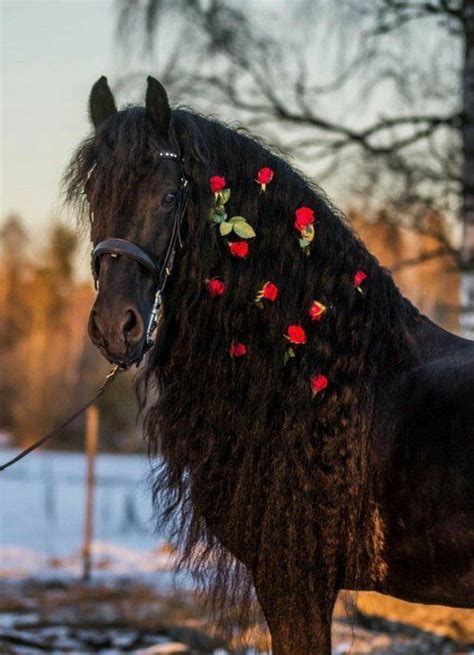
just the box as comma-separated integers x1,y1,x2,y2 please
65,107,420,635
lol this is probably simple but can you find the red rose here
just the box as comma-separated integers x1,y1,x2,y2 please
209,175,226,193
294,206,315,232
311,374,329,395
228,241,249,258
230,342,247,357
207,278,225,296
353,270,367,288
308,301,327,321
256,167,274,185
261,282,279,301
286,324,307,344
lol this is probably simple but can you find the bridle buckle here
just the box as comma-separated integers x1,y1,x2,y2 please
146,289,162,346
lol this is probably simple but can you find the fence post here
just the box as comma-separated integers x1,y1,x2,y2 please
82,404,99,581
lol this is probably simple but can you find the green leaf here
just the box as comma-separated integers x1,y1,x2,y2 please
219,188,231,204
219,221,233,236
215,205,226,216
299,238,310,248
233,222,256,239
284,347,296,365
229,215,247,224
210,213,225,224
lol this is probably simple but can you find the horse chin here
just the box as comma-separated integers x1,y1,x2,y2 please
98,342,146,370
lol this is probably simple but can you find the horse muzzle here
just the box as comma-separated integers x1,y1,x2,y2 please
88,297,147,367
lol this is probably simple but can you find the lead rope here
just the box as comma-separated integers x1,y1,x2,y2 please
2,159,188,472
0,365,122,472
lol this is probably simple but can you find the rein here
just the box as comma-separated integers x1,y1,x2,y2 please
0,365,122,472
1,151,189,472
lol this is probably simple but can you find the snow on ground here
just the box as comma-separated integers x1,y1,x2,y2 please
0,450,222,652
1,449,166,578
1,450,473,653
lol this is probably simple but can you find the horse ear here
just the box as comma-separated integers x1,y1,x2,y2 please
146,76,170,142
89,76,117,130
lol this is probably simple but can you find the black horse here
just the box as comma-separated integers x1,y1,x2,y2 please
64,76,474,654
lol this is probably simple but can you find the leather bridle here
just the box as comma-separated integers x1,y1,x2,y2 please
91,150,188,364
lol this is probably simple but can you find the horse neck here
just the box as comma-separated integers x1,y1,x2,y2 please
174,114,421,376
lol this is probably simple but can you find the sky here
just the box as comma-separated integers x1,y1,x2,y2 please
1,1,456,255
1,0,124,238
1,0,311,242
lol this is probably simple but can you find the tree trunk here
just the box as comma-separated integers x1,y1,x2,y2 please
461,1,474,339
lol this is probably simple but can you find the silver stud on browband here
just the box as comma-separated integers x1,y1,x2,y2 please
157,151,179,159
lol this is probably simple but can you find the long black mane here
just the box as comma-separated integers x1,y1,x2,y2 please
65,106,420,634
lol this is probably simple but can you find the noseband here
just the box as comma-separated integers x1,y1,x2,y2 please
91,151,188,363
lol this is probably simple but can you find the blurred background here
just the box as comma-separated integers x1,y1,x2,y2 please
1,1,473,653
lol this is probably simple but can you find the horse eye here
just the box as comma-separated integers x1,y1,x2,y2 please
162,190,177,206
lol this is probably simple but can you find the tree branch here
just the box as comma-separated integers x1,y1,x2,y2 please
390,245,455,270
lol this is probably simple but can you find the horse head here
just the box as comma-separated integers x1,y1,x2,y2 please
85,76,186,367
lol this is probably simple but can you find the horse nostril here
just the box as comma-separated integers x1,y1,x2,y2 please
88,309,104,345
122,307,144,343
123,309,137,333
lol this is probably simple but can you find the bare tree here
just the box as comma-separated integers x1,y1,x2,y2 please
116,0,473,336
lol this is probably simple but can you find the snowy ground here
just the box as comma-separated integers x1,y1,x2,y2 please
0,449,214,653
1,449,473,654
1,576,471,654
0,449,160,577
0,576,231,655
